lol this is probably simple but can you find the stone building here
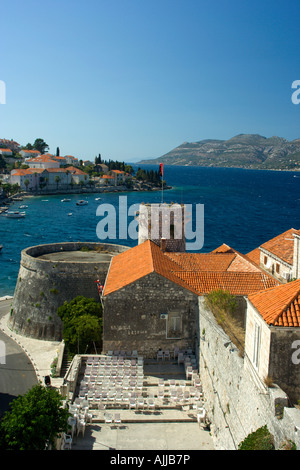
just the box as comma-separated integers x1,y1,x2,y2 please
102,238,279,357
245,279,300,403
137,203,186,252
102,240,199,357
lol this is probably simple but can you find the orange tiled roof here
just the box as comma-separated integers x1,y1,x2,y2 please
12,168,46,175
66,166,87,175
103,240,280,297
248,279,300,327
103,240,199,297
27,155,57,163
260,228,298,265
210,243,235,254
246,247,261,266
177,271,279,296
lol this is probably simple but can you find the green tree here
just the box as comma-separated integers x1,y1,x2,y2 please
33,138,49,154
0,385,69,450
54,175,61,189
57,296,102,354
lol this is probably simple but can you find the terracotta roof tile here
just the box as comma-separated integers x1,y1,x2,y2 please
103,240,280,297
260,228,298,265
246,247,261,266
248,279,300,327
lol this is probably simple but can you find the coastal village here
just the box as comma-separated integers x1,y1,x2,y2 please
0,138,164,200
1,138,300,450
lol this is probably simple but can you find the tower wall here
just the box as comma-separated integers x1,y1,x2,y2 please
138,203,186,252
9,242,128,341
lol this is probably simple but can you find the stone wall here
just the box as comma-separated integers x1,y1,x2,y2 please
9,242,128,341
198,297,300,450
103,272,198,357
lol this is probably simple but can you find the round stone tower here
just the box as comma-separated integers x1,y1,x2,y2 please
9,241,129,341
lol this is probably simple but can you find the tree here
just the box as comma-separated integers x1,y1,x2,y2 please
24,179,30,191
33,138,49,154
57,296,103,354
54,175,61,189
0,385,69,450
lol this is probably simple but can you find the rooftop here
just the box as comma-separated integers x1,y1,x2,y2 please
259,228,298,265
248,278,300,327
103,240,280,297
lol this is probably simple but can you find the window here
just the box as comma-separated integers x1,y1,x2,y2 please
253,322,261,369
167,312,181,339
276,263,280,274
264,256,268,265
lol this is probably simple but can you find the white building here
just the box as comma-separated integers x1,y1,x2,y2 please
19,150,41,158
26,154,60,170
247,228,300,282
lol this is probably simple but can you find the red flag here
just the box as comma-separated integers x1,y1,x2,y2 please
159,163,163,177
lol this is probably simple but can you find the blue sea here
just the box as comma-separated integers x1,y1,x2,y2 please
0,165,299,297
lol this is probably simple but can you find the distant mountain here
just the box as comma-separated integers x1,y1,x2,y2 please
138,134,300,170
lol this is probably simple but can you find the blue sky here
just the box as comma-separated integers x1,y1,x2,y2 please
1,0,300,162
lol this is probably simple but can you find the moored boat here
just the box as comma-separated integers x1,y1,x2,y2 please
3,211,26,218
76,200,88,206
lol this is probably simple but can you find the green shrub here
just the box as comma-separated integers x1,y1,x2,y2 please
238,425,275,450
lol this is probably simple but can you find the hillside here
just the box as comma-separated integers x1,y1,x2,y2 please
138,134,300,170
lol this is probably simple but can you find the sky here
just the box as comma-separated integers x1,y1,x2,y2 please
1,0,300,162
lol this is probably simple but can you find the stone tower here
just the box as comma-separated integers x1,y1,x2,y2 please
138,202,186,252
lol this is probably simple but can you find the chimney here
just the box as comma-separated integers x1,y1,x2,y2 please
160,238,166,252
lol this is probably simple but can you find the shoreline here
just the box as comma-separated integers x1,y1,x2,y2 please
0,183,173,205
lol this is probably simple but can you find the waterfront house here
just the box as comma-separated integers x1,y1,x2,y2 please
111,169,126,184
100,174,116,186
245,279,300,402
10,168,47,191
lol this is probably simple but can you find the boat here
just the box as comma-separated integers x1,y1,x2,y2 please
61,198,71,202
68,213,73,216
3,211,26,218
95,197,101,201
0,245,3,251
76,200,88,206
19,205,28,209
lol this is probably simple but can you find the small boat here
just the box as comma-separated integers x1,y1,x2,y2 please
61,198,71,202
3,211,26,218
68,213,73,216
95,197,101,201
0,245,3,251
19,205,28,209
76,200,88,206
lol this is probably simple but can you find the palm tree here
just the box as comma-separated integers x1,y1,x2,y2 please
54,175,61,190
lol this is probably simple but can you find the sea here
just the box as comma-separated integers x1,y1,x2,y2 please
0,164,299,297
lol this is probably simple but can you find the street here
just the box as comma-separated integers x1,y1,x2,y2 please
0,298,37,414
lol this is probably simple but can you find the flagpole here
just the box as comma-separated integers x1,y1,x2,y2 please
160,163,164,203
